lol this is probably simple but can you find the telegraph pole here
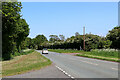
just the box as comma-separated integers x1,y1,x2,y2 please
83,27,85,50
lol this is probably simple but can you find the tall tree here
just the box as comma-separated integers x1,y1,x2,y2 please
107,26,120,49
2,2,22,60
2,2,29,60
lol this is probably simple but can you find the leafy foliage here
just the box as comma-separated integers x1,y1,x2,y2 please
49,35,60,42
39,30,117,51
2,2,29,60
59,35,65,41
34,35,48,49
107,26,120,49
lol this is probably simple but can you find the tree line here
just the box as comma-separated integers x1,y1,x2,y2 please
23,26,120,51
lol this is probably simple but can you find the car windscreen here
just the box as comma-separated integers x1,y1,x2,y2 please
43,48,47,50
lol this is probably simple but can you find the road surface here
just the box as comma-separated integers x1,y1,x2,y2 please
37,50,118,78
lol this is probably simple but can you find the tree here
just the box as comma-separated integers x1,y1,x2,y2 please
20,37,31,50
75,32,80,36
30,38,37,49
2,2,29,60
2,2,22,60
85,34,101,51
98,37,112,49
15,19,29,52
34,35,48,49
59,35,65,41
49,35,60,42
106,26,120,49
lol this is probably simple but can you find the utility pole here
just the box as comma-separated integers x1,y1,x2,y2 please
83,27,85,50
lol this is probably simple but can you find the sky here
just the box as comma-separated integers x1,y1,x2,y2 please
18,0,119,2
21,2,118,40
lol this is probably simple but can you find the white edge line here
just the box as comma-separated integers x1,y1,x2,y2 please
55,65,75,79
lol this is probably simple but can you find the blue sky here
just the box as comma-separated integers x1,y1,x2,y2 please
21,2,118,40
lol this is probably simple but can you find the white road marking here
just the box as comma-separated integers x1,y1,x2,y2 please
67,56,98,66
55,65,75,79
63,71,65,73
68,74,71,77
81,60,98,65
65,72,68,75
71,76,74,79
112,68,118,70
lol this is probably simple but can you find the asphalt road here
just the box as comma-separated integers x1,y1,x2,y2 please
37,50,118,78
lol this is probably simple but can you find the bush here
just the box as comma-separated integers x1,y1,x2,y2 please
3,53,13,60
11,50,35,58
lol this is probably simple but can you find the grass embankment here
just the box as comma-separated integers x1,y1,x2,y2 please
2,50,52,77
48,49,119,62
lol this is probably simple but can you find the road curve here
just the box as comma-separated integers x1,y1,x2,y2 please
37,50,118,78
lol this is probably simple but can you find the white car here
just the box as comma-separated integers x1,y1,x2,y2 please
42,48,48,54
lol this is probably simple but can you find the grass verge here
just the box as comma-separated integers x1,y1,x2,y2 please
48,49,85,53
48,49,119,62
2,51,52,77
76,54,119,62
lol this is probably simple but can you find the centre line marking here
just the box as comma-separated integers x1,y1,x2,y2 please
112,68,118,70
81,60,98,65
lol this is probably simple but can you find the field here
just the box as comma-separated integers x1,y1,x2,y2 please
2,50,52,77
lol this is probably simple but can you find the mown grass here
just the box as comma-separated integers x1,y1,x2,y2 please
49,49,119,62
2,51,52,77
